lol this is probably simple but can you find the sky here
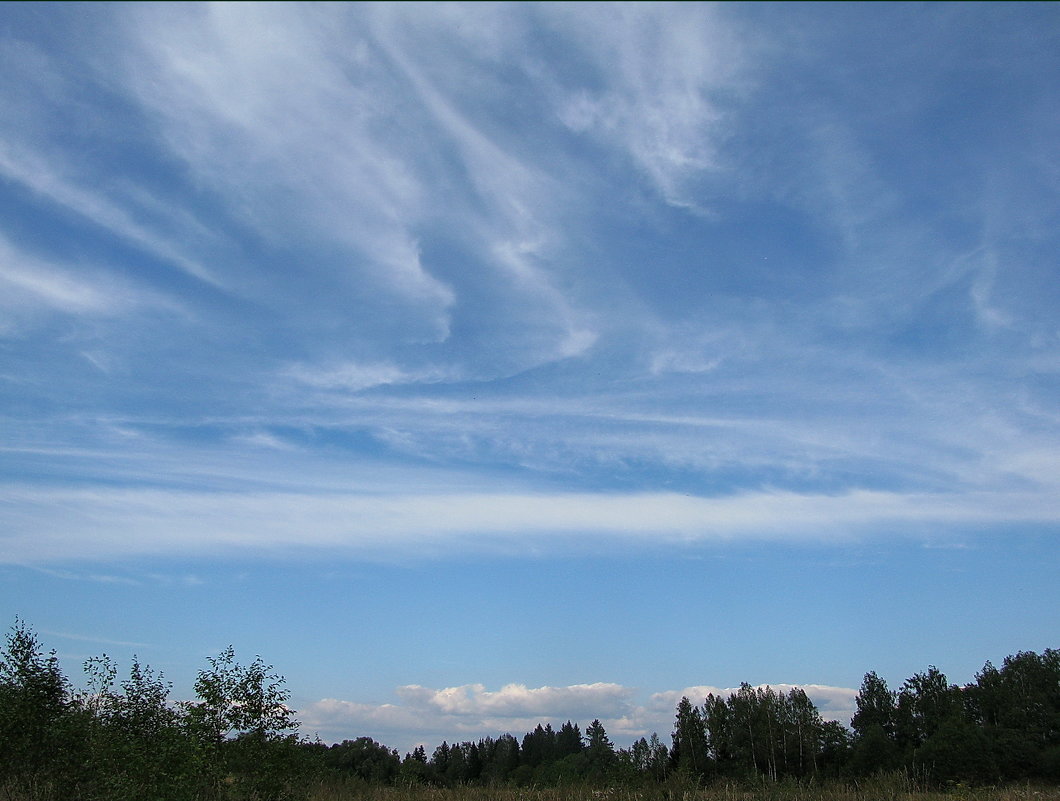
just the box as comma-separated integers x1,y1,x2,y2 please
1,1,1058,753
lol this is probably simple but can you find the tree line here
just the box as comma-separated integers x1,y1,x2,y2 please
1,619,1057,800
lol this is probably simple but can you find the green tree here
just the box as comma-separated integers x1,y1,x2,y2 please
462,740,483,782
703,684,831,781
671,696,709,779
79,654,198,800
521,723,556,768
987,650,1059,747
185,646,301,800
817,720,853,777
916,716,997,785
430,740,452,780
967,649,1060,780
625,737,650,774
851,671,899,774
726,684,770,779
624,732,668,781
479,733,520,784
447,744,468,784
584,718,616,781
0,619,75,795
556,720,583,757
646,731,670,780
852,671,896,738
783,687,824,777
398,747,430,786
703,692,735,770
896,666,962,752
326,737,401,784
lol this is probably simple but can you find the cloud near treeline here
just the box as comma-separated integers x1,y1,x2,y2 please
300,681,858,753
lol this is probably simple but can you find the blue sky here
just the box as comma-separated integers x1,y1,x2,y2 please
1,2,1058,752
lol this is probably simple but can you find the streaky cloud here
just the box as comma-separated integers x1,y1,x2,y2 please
0,142,219,287
2,486,1056,565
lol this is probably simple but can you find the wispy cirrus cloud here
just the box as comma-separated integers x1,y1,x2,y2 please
2,485,1056,565
283,360,452,394
0,233,174,333
0,241,115,316
0,143,219,287
40,628,152,648
2,4,1057,760
0,28,222,289
0,3,1055,567
104,2,615,374
549,2,741,209
116,3,456,338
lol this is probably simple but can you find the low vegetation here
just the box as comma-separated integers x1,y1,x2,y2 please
304,783,1060,801
1,619,1057,800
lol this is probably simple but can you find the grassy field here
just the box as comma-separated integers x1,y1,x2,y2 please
5,781,1059,801
7,774,1058,801
305,779,1060,801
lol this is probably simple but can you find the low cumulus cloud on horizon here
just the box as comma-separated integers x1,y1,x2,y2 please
300,680,859,751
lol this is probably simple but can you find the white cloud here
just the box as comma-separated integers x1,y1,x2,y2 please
0,233,159,319
396,682,633,719
107,2,613,369
300,681,638,748
1,485,1057,565
120,3,456,336
648,683,859,726
228,431,295,451
0,254,110,314
366,3,602,367
283,361,450,393
0,142,218,287
40,629,152,648
299,679,858,750
649,350,724,376
549,3,741,207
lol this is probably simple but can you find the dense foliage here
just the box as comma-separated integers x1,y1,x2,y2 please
1,619,1057,799
0,620,303,800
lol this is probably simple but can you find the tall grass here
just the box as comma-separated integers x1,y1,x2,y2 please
304,777,1060,801
5,774,1058,801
